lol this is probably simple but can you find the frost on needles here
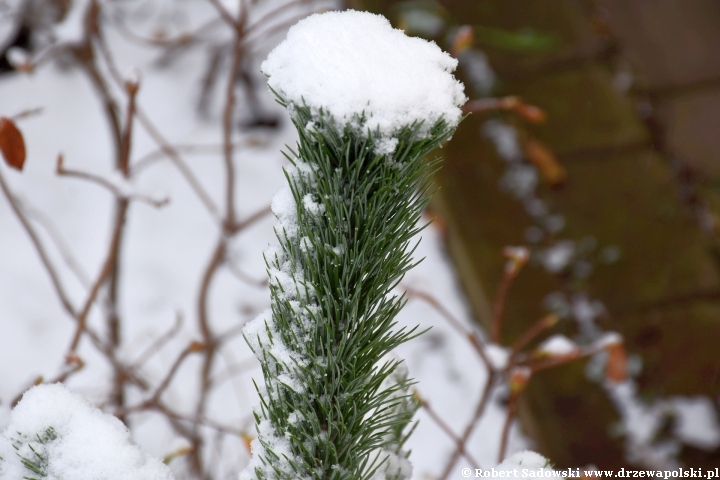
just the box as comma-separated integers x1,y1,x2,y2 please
241,10,465,480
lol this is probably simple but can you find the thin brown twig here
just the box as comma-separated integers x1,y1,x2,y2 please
10,358,85,408
119,79,138,175
21,201,92,287
216,319,253,347
159,403,246,436
244,11,325,50
188,20,251,474
134,108,223,220
491,268,514,344
112,14,222,49
231,204,272,233
498,392,519,464
206,0,242,32
222,34,244,227
56,154,169,207
0,168,78,317
119,399,244,437
9,107,44,121
439,372,496,480
131,140,264,175
191,238,226,478
227,261,268,287
242,0,312,38
510,313,559,357
522,344,603,374
130,313,184,371
148,342,205,405
65,57,140,358
403,286,493,372
65,200,127,355
419,395,483,470
93,24,222,221
209,357,258,388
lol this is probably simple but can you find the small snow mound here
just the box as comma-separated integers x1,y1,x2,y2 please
496,450,552,471
0,383,173,480
672,396,720,450
485,343,510,370
261,10,466,139
537,334,578,356
594,331,623,349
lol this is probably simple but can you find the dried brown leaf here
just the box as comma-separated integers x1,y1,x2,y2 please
605,343,628,383
523,138,566,187
0,117,27,170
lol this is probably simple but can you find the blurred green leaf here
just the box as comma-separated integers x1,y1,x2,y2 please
473,25,560,53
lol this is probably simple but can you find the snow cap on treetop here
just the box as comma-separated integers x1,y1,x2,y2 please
261,10,466,140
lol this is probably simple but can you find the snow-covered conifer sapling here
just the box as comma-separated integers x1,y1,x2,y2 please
240,10,466,480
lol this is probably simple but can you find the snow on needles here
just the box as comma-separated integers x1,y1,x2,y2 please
261,10,466,141
0,384,174,480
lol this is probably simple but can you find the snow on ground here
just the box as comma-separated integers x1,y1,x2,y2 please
0,1,521,478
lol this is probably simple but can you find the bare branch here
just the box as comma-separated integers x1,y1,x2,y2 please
0,168,78,317
418,394,483,470
130,313,185,371
404,286,493,372
92,24,222,221
439,372,496,480
56,154,169,207
209,357,258,388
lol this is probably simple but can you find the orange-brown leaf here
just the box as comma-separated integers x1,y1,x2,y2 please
523,138,566,187
514,102,547,124
451,25,474,57
241,432,254,453
509,366,531,394
0,117,27,170
450,25,475,57
425,206,447,240
605,343,628,383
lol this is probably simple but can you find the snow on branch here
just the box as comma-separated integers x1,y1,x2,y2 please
261,9,466,147
0,384,173,480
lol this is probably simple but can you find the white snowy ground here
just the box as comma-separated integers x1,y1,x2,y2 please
0,1,522,478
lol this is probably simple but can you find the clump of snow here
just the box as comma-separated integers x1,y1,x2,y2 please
261,10,466,141
483,120,523,163
302,193,325,217
541,240,575,274
53,0,91,44
594,331,623,349
0,383,173,480
376,137,400,156
496,450,552,472
570,293,605,338
239,419,299,480
458,49,496,97
271,183,299,240
485,343,510,370
537,335,578,356
671,396,720,450
500,164,538,199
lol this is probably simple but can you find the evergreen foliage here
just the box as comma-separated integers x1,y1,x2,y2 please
11,427,57,480
241,96,458,480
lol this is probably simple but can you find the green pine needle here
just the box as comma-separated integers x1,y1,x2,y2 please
11,427,57,480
